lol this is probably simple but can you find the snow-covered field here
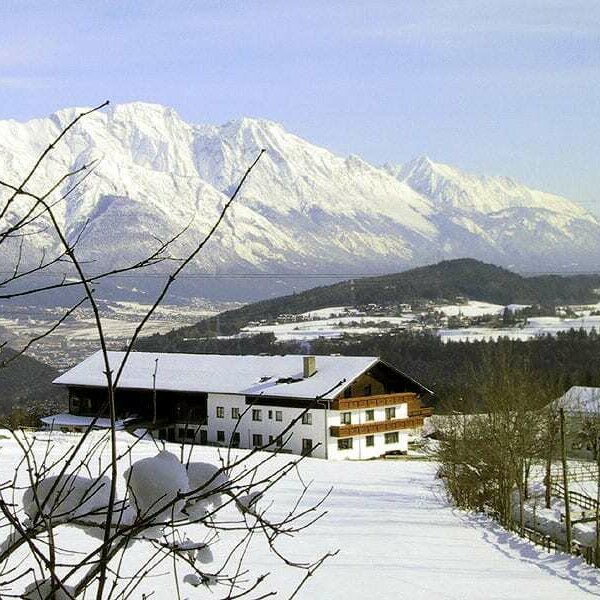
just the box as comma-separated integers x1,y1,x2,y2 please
0,302,223,343
1,431,599,599
241,314,413,341
440,315,600,343
239,301,600,345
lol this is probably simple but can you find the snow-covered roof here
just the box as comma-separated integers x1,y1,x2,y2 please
555,386,600,415
40,413,132,430
53,352,384,401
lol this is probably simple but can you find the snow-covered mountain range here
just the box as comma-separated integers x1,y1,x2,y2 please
1,102,598,299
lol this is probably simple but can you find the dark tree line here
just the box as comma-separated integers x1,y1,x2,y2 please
0,348,67,419
136,328,600,410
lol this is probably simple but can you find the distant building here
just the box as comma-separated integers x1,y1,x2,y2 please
555,386,600,416
552,386,600,459
50,352,433,460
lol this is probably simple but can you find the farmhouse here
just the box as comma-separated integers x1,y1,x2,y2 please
555,386,600,416
50,351,432,460
550,386,600,459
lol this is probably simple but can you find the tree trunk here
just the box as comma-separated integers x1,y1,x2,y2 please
545,453,552,509
518,480,525,536
152,358,158,426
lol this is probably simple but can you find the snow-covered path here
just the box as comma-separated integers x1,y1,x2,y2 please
253,457,600,599
1,433,599,599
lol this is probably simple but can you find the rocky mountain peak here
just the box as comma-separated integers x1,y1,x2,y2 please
1,101,598,299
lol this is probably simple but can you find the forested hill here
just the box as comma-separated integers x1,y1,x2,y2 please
0,349,67,418
138,258,600,346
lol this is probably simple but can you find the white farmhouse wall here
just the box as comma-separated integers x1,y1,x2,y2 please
169,395,410,461
206,393,328,459
327,431,408,460
325,401,409,460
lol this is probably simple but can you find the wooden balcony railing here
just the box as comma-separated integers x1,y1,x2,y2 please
410,407,433,418
331,392,417,411
330,415,426,438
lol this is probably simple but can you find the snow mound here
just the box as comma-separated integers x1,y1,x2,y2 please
23,474,110,524
124,450,189,532
185,461,229,520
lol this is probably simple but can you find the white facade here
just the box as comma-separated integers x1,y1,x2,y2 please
326,402,409,460
167,394,409,461
326,430,408,461
207,393,329,459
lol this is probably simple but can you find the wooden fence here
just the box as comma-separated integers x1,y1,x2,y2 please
551,480,599,512
520,525,598,565
521,526,563,553
550,463,598,485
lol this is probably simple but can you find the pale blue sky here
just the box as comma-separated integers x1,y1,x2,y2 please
0,1,598,212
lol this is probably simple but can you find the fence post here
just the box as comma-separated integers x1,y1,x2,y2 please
560,408,572,550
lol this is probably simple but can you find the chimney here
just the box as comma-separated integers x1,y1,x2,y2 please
303,355,317,378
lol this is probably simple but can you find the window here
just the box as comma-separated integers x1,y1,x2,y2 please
216,406,224,418
363,384,372,396
268,410,273,419
341,412,352,425
275,410,283,422
177,428,195,440
366,435,374,447
337,438,353,451
252,434,263,447
385,407,396,421
344,386,352,398
365,409,374,421
217,430,225,443
231,407,240,419
252,409,262,421
269,435,283,447
385,432,399,444
302,412,312,425
231,432,240,447
302,438,313,455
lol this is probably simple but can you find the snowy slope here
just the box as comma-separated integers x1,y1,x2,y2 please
0,431,598,599
1,102,598,294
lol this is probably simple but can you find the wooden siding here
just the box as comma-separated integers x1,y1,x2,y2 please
331,392,416,411
330,415,426,438
340,371,389,399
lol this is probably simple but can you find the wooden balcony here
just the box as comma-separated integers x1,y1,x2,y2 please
330,415,426,438
410,406,433,418
331,392,417,411
405,397,434,417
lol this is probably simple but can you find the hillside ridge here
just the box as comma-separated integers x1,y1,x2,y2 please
137,258,600,347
